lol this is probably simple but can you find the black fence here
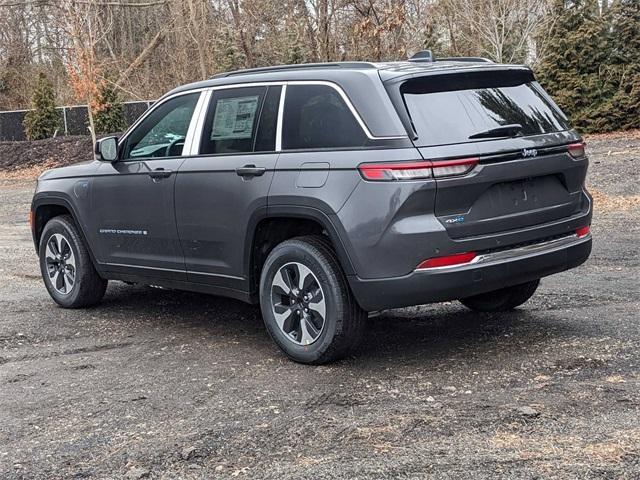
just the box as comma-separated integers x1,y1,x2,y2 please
0,101,153,141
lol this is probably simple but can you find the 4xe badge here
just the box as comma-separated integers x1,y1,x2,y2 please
522,148,538,158
445,215,465,224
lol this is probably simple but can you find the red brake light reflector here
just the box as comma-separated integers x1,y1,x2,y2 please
576,226,590,238
568,142,586,159
416,252,477,269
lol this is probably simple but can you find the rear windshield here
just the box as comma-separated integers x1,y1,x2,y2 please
401,70,569,147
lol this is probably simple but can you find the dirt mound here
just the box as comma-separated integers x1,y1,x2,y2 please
0,135,93,174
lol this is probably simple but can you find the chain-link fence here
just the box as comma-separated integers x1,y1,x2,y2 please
0,101,153,141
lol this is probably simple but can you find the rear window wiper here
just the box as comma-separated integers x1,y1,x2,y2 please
469,124,523,139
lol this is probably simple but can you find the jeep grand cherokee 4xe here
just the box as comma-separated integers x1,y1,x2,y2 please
31,54,592,364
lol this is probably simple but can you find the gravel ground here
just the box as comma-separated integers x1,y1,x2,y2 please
0,137,638,479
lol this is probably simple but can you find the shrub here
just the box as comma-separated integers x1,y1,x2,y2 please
93,82,127,135
23,73,60,140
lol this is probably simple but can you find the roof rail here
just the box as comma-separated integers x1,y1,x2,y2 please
436,57,493,63
211,62,378,79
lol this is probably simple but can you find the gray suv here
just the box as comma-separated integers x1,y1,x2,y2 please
31,53,592,363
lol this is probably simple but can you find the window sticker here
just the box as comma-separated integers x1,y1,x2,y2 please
211,95,259,140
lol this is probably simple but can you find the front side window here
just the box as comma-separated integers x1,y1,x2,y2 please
123,93,199,159
282,84,368,150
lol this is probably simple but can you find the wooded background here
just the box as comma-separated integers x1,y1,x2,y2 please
1,0,638,133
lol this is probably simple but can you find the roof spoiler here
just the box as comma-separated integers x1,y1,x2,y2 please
409,50,493,64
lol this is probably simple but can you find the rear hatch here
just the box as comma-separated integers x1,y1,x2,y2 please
394,68,587,239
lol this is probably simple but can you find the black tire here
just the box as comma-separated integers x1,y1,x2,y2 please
259,235,366,364
39,215,107,308
459,279,540,312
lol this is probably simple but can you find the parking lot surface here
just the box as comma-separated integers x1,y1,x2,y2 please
0,136,638,479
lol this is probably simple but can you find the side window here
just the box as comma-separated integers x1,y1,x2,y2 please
282,84,368,150
200,86,267,155
123,93,199,160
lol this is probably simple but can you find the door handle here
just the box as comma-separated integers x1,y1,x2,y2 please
148,167,173,180
236,165,266,177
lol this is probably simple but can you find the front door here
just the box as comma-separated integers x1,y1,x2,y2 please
89,92,201,280
175,85,282,291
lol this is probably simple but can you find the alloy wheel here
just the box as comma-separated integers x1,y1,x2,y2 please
44,233,76,295
270,262,326,346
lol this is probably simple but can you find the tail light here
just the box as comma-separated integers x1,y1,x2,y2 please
29,210,35,231
359,157,478,181
416,252,477,270
359,161,433,181
576,225,590,238
568,142,586,159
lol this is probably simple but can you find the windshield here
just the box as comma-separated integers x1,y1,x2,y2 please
401,70,570,147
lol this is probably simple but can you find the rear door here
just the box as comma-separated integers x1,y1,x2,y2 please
397,69,587,239
175,85,281,291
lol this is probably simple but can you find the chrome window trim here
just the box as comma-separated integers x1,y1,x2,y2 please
275,84,287,151
187,90,212,155
124,79,407,158
183,91,209,156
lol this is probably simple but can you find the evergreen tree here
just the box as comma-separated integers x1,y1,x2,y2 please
285,31,306,65
536,0,612,132
93,82,127,135
23,73,60,140
604,0,640,130
537,0,640,132
216,31,244,72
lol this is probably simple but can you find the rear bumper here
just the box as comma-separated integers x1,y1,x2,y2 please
348,233,592,311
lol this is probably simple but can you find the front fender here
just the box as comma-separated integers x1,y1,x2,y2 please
31,192,100,272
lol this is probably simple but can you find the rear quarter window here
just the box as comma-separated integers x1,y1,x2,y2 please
282,84,368,150
401,70,570,147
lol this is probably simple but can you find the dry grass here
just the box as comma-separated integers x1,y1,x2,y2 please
583,441,635,464
491,428,640,466
590,188,640,211
584,129,640,141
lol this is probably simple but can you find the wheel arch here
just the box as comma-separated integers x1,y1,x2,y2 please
31,194,99,269
245,205,356,298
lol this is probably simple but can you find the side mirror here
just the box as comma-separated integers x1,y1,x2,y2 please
95,136,118,162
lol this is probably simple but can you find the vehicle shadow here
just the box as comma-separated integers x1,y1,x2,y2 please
97,282,577,365
356,306,565,364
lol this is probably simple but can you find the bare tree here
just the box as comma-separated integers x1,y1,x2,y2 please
439,0,552,62
0,0,560,111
